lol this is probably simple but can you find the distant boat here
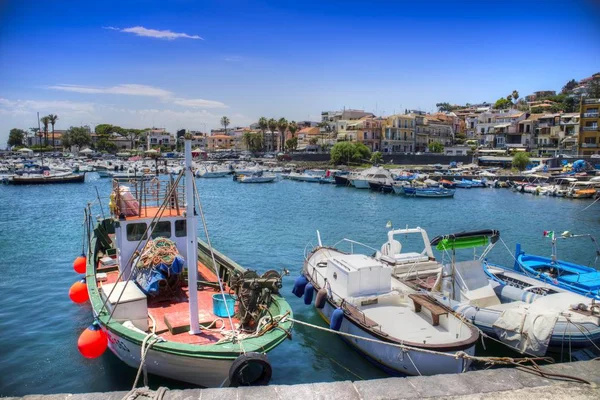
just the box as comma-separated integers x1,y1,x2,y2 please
414,188,455,198
7,171,85,185
237,173,276,183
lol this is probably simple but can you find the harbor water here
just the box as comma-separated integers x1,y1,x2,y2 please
1,175,599,396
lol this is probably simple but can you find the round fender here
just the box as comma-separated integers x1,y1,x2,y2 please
303,283,314,305
228,352,272,387
291,275,308,298
330,308,344,331
314,288,327,309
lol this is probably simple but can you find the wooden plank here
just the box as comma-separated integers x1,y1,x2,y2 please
409,294,447,326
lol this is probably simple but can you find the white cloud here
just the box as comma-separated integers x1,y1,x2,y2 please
103,26,203,40
0,98,95,113
47,84,173,97
172,98,228,109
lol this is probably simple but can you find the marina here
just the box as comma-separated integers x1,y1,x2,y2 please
1,161,598,397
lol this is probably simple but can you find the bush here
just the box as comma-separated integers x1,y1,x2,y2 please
512,152,530,171
370,151,383,165
330,142,372,165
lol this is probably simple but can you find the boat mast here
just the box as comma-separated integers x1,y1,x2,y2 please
184,134,200,334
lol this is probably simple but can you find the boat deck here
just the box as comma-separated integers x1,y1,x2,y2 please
98,258,240,345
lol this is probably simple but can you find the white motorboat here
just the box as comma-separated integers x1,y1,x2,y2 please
238,173,276,183
300,233,479,376
379,227,600,356
196,165,231,178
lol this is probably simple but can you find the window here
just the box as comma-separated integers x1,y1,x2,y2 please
481,128,485,134
126,223,148,241
584,137,597,144
150,221,171,239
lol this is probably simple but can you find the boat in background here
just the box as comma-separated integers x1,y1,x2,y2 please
414,188,455,198
237,172,277,183
8,171,85,185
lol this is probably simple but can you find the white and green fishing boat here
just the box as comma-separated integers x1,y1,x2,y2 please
77,135,292,387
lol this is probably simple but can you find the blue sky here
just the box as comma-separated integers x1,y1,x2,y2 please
1,0,599,142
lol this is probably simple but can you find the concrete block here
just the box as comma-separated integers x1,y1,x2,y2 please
541,360,600,385
456,368,524,394
66,392,129,400
165,389,203,400
237,386,280,400
312,381,360,400
354,377,421,399
273,383,315,400
407,374,475,397
197,387,238,400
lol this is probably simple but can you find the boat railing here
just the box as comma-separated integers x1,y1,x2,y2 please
111,176,186,218
331,238,379,255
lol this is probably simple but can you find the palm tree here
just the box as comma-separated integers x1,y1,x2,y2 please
48,114,59,149
220,116,230,135
512,90,519,107
258,117,268,151
277,118,288,152
40,116,51,147
267,118,278,152
288,121,298,138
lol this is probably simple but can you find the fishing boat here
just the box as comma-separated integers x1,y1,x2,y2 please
319,169,346,184
196,165,231,178
414,188,455,198
299,232,479,376
8,169,85,185
289,169,325,182
74,136,292,387
566,181,599,199
348,167,389,189
439,179,456,189
237,173,276,183
484,231,600,300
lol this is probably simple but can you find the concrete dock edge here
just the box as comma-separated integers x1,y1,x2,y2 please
6,359,599,400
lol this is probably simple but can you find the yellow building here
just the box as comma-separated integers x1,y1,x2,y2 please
382,115,415,153
207,135,235,151
579,98,600,156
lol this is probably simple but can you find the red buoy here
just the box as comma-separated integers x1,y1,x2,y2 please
73,254,87,274
78,322,108,358
69,278,89,303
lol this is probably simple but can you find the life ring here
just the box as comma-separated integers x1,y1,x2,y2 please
228,352,272,387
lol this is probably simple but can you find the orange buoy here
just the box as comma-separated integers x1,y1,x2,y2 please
69,278,89,303
78,322,108,358
73,254,87,274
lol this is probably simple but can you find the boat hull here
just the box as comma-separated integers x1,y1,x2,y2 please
104,328,233,387
8,173,85,184
351,179,370,189
315,299,473,376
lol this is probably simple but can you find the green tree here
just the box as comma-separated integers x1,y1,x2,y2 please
258,117,268,151
8,128,26,147
220,116,230,134
96,138,118,153
330,142,371,165
561,79,578,94
126,129,143,150
587,77,600,98
242,132,263,152
285,137,298,152
48,114,59,150
370,151,383,165
512,152,530,171
309,137,318,145
95,124,115,136
267,118,278,151
494,97,511,110
28,127,39,146
40,115,50,146
288,121,298,138
563,97,577,113
516,98,529,112
66,126,92,149
277,118,288,152
428,141,444,153
435,102,454,112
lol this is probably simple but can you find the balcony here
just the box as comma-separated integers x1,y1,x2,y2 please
582,143,598,148
582,126,599,132
583,99,600,104
582,112,599,118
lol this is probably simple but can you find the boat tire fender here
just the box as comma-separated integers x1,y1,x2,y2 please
330,308,344,331
315,289,327,309
228,352,272,387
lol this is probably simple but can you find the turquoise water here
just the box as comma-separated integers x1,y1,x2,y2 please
1,175,599,396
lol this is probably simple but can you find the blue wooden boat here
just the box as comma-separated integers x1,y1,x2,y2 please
414,188,455,198
484,233,600,300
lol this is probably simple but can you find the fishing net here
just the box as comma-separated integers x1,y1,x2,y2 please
134,238,185,296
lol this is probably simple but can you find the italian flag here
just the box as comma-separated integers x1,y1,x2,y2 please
543,230,555,239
